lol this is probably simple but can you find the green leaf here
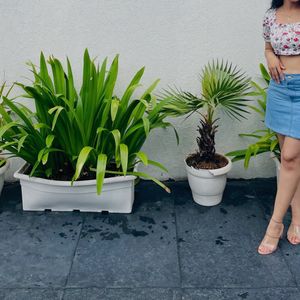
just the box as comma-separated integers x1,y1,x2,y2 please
45,168,52,178
38,148,45,162
120,66,145,107
48,106,64,131
141,79,160,100
30,159,41,177
148,159,168,173
111,98,119,122
239,133,262,139
111,129,121,148
2,97,39,137
120,143,128,175
225,149,247,157
34,123,51,130
136,151,148,166
102,169,171,193
96,127,109,135
259,63,270,83
17,135,28,152
270,139,278,151
142,117,150,137
104,54,119,99
42,152,49,165
96,153,107,195
111,129,121,162
39,52,54,91
0,122,18,138
46,135,55,148
128,171,171,193
73,146,94,181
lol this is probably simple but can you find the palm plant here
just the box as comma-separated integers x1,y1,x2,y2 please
161,60,252,166
225,64,280,167
0,50,174,194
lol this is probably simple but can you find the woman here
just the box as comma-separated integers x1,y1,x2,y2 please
259,0,300,255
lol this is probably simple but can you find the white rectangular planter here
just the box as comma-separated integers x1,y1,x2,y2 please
14,164,136,213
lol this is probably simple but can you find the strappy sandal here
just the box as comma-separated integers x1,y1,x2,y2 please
258,218,284,255
287,223,300,245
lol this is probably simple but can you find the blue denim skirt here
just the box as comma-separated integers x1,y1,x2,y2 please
265,73,300,139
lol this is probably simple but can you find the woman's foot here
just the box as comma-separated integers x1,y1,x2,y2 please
258,218,284,255
287,223,300,245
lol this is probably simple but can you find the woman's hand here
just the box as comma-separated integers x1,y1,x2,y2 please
265,44,285,83
267,53,286,83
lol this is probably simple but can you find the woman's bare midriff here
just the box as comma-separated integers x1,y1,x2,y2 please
280,55,300,73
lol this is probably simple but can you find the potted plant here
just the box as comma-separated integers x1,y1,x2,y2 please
226,64,280,184
161,60,252,206
0,83,11,196
0,50,175,213
0,158,9,196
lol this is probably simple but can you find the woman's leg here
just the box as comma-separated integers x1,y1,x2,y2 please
287,133,300,243
277,134,300,244
288,184,300,244
258,135,300,254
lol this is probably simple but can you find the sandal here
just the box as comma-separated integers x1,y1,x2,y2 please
287,223,300,245
258,218,284,255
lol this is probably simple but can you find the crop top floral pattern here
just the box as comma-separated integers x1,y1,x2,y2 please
263,8,300,55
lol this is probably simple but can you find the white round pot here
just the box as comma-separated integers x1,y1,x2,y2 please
185,154,232,206
0,159,9,196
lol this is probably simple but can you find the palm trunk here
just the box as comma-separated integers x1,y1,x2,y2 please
197,114,218,161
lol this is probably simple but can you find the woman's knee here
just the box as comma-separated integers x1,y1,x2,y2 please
281,150,300,169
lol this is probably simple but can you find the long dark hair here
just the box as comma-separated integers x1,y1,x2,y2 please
271,0,300,8
271,0,283,8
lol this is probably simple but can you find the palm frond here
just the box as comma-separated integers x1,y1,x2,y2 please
200,59,252,121
158,85,204,117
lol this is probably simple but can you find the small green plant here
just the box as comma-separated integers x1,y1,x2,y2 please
0,82,14,169
0,50,176,194
225,64,280,167
161,60,252,167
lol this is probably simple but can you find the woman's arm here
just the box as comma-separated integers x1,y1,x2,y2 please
265,42,285,83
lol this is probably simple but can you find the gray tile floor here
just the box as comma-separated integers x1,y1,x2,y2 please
0,178,299,300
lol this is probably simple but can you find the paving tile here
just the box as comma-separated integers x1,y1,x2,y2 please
67,182,180,288
174,180,296,288
0,179,299,294
248,178,300,287
0,183,22,212
0,211,82,288
249,177,277,218
280,237,300,286
181,287,300,300
0,288,63,300
63,288,181,300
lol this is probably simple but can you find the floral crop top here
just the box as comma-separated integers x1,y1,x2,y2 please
263,8,300,55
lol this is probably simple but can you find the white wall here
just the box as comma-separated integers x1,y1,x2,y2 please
0,0,275,181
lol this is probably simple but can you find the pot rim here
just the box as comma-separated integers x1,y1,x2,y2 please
14,163,136,186
184,153,232,176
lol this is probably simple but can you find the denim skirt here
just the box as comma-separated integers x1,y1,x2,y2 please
265,73,300,139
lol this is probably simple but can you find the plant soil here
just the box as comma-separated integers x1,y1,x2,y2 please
186,152,228,170
24,163,125,181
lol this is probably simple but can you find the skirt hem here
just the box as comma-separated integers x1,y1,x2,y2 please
265,123,300,140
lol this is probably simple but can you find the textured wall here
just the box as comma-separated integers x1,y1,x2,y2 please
0,0,275,181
